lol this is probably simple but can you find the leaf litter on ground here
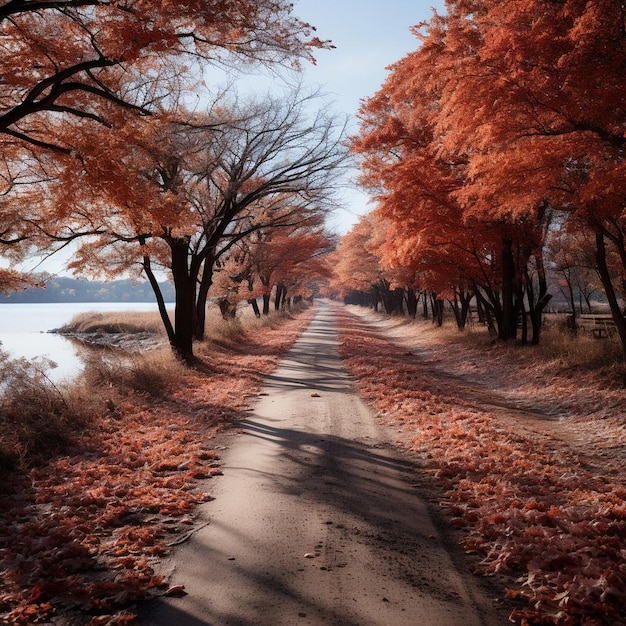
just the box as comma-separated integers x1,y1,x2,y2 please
336,305,626,626
0,307,315,626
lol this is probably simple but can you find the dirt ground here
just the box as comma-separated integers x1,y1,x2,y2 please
138,302,512,626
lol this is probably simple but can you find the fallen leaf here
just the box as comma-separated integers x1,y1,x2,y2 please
164,585,187,597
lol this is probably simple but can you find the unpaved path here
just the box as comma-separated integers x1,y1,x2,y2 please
139,302,506,626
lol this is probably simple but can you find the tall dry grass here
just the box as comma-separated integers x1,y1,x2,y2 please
200,301,308,345
433,313,625,381
0,351,95,470
59,310,166,335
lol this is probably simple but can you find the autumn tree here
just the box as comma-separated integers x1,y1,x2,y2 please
0,0,329,298
254,220,333,315
213,216,333,318
328,214,406,314
36,89,346,361
433,0,626,355
351,3,585,344
0,0,325,151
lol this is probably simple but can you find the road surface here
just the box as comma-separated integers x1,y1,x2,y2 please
138,302,505,625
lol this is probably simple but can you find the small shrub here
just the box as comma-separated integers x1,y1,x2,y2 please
0,351,97,470
80,345,185,396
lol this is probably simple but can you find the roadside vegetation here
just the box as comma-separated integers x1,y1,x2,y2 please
337,304,626,626
0,303,314,625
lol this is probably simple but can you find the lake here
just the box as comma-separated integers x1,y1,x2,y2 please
0,302,165,381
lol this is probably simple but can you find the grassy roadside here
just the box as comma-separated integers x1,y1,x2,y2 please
0,304,316,626
335,305,626,626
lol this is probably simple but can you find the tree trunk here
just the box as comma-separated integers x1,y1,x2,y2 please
449,288,473,330
520,300,528,346
248,298,261,317
169,239,195,362
275,282,287,311
500,237,517,341
474,287,497,335
194,262,214,340
140,242,175,344
405,288,418,318
262,294,271,315
525,249,551,346
595,232,626,362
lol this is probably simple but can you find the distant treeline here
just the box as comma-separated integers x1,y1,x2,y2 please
0,275,175,303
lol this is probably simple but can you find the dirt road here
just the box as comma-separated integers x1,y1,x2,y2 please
139,303,505,626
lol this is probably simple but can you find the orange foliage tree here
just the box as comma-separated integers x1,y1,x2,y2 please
213,216,334,317
328,214,408,315
350,8,556,342
0,0,324,150
436,1,626,353
435,0,626,350
0,0,329,295
348,0,626,354
33,90,346,360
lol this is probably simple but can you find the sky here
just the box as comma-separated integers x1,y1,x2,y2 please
290,0,447,233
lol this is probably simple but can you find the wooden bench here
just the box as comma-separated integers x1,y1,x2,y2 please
577,314,616,338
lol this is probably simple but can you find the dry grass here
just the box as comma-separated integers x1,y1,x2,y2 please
0,352,96,470
60,310,167,335
202,301,309,345
409,313,625,386
80,346,186,397
0,303,307,471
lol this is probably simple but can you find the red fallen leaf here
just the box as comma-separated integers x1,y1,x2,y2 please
148,575,168,589
310,392,321,397
164,584,187,597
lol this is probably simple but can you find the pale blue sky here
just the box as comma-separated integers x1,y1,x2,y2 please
292,1,447,232
295,1,445,118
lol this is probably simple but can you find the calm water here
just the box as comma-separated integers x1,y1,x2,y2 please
0,302,163,381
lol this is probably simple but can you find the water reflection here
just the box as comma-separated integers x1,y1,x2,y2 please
0,302,164,382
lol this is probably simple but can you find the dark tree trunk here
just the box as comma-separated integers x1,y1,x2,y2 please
595,232,626,362
525,249,551,346
520,300,528,346
275,282,287,311
169,238,195,362
431,295,444,326
405,288,418,318
262,294,271,315
393,288,405,315
141,242,175,344
248,298,261,317
474,287,497,335
194,263,214,340
500,237,517,341
450,288,473,330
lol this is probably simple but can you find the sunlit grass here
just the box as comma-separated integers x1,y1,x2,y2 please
60,310,167,335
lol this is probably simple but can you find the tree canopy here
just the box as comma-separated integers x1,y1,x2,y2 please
341,0,626,357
